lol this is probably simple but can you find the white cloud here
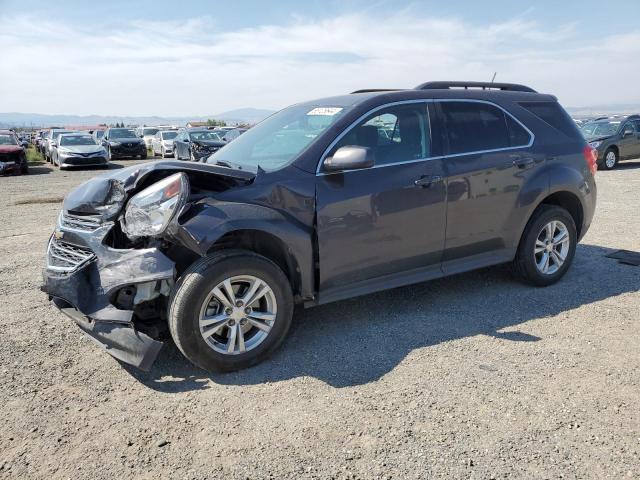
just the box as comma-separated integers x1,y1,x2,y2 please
0,11,639,115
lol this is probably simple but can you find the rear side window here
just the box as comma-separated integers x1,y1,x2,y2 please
440,101,526,155
519,101,579,138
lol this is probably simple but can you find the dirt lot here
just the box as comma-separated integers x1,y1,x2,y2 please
0,158,638,479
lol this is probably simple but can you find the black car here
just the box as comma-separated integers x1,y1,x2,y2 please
42,81,597,373
174,128,226,161
580,115,640,169
101,128,147,160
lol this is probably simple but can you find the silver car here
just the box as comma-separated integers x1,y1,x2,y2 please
151,130,178,158
52,133,109,169
44,129,75,162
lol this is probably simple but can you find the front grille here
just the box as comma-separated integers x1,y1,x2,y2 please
61,213,103,232
0,152,20,163
47,238,95,273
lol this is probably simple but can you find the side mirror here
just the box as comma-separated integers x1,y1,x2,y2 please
623,129,634,138
323,146,375,172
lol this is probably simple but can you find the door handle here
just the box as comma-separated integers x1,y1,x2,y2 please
512,157,535,169
414,175,443,188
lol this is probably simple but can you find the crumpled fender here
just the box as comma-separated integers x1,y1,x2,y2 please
168,199,316,299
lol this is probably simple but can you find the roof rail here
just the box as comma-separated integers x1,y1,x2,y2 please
626,114,640,120
350,89,401,94
415,81,537,93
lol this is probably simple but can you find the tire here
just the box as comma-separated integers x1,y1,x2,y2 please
20,161,28,175
141,151,148,160
513,205,577,286
169,250,294,372
600,148,618,170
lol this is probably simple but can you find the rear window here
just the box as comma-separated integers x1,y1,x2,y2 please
440,101,530,155
519,101,580,138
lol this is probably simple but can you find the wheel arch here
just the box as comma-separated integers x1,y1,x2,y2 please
207,229,304,299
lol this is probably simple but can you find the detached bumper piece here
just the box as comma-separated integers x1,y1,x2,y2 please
53,298,162,371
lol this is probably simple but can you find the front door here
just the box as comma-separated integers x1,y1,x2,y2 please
619,121,640,159
316,102,447,299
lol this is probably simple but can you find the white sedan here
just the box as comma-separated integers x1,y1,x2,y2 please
151,130,178,158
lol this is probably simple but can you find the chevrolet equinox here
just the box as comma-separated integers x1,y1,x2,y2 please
42,81,598,372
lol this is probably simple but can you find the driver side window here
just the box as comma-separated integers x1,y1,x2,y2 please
331,103,430,165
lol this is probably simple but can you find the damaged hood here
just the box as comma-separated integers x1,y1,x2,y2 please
63,160,256,219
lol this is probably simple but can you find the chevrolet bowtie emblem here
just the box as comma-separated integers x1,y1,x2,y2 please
54,230,64,240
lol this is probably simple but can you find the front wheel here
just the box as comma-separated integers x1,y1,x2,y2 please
513,205,577,286
169,250,294,372
600,148,618,170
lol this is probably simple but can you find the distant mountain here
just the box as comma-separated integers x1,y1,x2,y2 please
566,103,640,118
0,108,276,128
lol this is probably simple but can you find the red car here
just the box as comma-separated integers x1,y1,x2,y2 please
0,130,29,175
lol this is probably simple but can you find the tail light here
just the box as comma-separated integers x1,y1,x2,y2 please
583,145,598,176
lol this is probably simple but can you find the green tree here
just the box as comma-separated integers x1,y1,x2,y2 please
206,119,226,127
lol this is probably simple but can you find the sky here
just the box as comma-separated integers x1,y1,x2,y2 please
1,0,640,116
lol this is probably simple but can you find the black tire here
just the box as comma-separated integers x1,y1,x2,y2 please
141,151,148,160
20,161,28,175
169,250,294,372
600,148,618,170
513,205,577,286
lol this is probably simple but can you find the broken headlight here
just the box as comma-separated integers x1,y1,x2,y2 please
122,172,189,239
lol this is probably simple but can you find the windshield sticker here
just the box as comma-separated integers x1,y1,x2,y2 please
307,107,343,116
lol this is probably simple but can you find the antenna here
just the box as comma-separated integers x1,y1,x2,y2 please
490,72,497,83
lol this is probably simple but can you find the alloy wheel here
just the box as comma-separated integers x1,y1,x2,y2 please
534,220,570,275
198,275,277,355
605,151,617,169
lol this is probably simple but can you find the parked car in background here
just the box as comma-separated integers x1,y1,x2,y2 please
580,115,640,169
174,128,226,161
35,131,47,153
92,129,105,145
101,128,147,160
51,133,108,169
151,130,178,158
44,129,76,162
42,81,597,373
0,129,28,175
136,127,160,149
219,127,247,142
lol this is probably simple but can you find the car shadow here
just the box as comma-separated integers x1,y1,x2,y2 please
27,165,54,175
126,243,639,391
615,160,640,170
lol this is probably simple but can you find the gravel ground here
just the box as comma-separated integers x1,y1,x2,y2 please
0,158,638,479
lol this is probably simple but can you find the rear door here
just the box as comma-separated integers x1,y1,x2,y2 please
316,101,447,298
620,121,640,159
436,100,537,272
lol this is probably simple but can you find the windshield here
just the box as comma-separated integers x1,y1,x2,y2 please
143,128,159,136
207,105,347,171
110,129,137,139
190,131,222,141
580,121,621,138
161,131,178,140
0,134,18,145
60,135,96,146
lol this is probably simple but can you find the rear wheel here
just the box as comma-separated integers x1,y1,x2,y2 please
513,205,577,286
601,148,618,170
169,250,294,372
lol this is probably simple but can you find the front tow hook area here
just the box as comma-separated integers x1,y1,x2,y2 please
53,298,163,371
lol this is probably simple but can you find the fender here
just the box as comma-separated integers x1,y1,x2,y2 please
510,157,595,250
169,200,316,299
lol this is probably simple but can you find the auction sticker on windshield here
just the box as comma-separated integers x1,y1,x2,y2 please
307,107,343,116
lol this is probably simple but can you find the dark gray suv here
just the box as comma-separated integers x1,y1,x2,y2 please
42,81,597,372
580,115,640,170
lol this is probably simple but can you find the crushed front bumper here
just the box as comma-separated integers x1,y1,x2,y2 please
42,215,176,370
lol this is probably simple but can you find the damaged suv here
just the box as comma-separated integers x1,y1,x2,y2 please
42,81,597,372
